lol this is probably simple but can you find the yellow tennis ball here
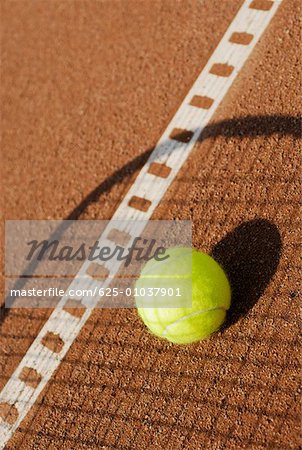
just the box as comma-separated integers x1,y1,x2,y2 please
135,247,231,344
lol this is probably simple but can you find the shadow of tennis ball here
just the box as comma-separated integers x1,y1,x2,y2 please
211,219,282,328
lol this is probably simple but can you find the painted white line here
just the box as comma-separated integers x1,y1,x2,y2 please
0,0,282,446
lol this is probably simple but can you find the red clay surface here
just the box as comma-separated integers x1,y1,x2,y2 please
1,0,301,449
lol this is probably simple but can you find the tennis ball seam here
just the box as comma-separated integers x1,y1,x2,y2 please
161,306,226,337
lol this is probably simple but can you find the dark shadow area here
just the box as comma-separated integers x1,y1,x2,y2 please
1,114,299,325
68,114,301,220
66,149,153,220
67,114,300,221
211,218,282,328
199,114,301,140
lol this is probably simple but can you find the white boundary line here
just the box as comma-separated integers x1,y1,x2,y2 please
0,0,282,446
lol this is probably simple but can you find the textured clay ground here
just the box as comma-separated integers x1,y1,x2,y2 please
1,0,301,449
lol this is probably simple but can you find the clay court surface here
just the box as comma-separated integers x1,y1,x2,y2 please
1,0,301,448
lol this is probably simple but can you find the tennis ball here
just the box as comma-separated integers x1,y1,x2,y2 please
135,247,231,344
